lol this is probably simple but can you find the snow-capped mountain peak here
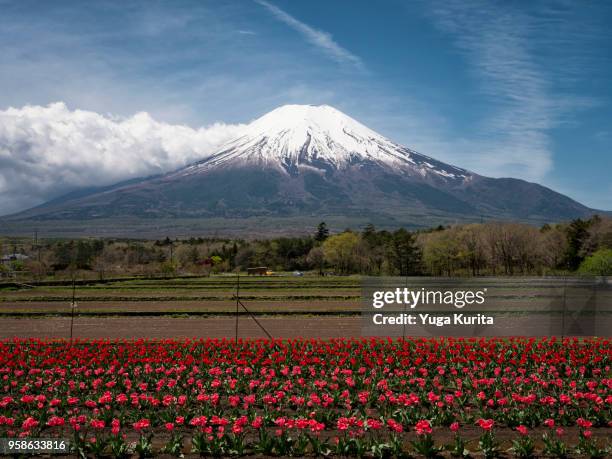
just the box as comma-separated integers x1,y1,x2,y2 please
179,104,470,181
9,104,595,229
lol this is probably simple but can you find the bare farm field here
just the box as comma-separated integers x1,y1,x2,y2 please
0,275,365,338
0,316,363,339
1,274,610,339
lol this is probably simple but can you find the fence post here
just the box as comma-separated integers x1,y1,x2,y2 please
235,273,240,341
561,276,567,339
70,276,76,341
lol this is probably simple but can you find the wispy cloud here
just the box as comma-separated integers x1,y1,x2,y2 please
426,0,598,181
255,0,364,69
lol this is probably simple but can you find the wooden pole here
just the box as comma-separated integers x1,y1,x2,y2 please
235,272,240,341
70,275,76,341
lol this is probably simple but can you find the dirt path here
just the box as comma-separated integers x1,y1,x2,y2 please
2,313,610,339
0,316,363,339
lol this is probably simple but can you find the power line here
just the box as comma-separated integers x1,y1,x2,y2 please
233,272,273,341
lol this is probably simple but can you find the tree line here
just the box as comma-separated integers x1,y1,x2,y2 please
1,216,611,280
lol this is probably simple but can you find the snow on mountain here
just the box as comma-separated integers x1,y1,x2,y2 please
2,104,597,233
176,104,470,181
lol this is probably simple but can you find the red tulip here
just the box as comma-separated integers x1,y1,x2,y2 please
516,425,528,435
415,419,432,435
476,418,494,431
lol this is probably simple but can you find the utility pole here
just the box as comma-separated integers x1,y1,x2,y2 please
235,272,240,341
69,245,78,341
70,274,77,341
561,276,567,340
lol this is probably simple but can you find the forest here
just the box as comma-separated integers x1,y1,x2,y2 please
1,215,611,280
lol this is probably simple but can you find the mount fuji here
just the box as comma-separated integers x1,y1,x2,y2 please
1,104,598,236
177,104,469,181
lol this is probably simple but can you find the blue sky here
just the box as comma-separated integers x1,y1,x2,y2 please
0,0,611,212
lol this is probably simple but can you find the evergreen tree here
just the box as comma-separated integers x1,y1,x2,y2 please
564,218,590,270
315,222,329,242
362,223,377,246
387,229,422,275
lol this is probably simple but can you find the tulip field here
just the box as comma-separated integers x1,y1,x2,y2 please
0,337,610,457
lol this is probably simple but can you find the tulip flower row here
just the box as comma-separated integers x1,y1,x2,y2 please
0,337,609,457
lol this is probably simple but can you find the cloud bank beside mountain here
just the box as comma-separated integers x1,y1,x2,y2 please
0,103,245,215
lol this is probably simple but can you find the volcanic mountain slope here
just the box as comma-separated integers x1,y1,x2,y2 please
2,104,598,233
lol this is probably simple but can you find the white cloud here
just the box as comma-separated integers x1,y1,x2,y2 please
0,102,245,215
255,0,363,69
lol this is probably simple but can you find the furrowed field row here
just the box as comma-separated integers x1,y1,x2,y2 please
0,295,360,302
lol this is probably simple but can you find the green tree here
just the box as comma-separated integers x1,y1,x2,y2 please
457,224,487,276
564,218,590,270
187,246,200,264
275,237,314,270
322,232,359,274
387,229,422,276
306,246,326,275
578,249,612,276
160,260,178,277
9,260,25,272
315,222,329,242
360,225,391,274
362,223,377,243
422,230,461,276
52,241,75,270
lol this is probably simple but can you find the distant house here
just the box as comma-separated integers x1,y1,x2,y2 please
1,253,29,265
247,267,269,275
